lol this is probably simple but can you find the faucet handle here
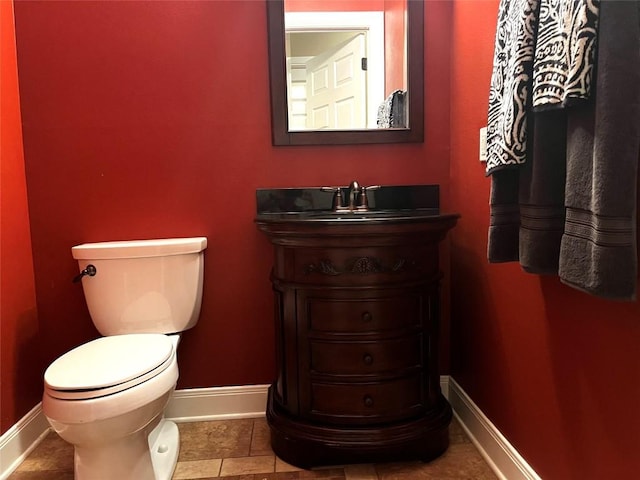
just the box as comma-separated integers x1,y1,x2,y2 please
321,186,345,210
360,185,381,209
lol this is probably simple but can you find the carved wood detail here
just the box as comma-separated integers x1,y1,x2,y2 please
304,256,418,276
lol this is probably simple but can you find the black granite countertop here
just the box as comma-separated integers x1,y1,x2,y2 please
256,184,440,214
254,184,452,224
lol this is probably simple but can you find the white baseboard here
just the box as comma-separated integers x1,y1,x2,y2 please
447,376,541,480
164,384,270,422
1,378,539,480
0,403,50,480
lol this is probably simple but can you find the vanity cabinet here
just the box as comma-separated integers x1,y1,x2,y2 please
256,214,458,468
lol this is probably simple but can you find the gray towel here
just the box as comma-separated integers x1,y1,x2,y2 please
518,109,567,273
488,109,567,272
558,0,640,300
488,169,521,263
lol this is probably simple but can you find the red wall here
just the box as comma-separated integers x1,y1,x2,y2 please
11,0,451,421
449,1,640,478
0,0,41,434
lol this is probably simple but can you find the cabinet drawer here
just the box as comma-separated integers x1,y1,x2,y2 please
306,295,422,333
309,376,423,424
310,336,421,375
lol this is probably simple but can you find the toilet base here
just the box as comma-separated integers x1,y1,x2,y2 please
149,418,180,480
72,417,179,480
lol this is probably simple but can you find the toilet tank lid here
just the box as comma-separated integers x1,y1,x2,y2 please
72,237,207,260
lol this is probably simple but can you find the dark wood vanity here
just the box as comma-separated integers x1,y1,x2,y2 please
256,208,458,468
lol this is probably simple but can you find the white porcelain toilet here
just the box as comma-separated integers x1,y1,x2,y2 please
42,237,207,480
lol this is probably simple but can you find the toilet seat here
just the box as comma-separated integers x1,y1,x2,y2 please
45,334,174,400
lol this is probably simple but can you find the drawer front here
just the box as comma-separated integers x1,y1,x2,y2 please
310,336,421,375
306,295,422,333
293,246,438,286
308,376,423,424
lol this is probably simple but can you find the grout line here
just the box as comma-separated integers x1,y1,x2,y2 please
248,418,256,457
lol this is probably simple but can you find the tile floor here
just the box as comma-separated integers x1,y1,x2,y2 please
8,417,498,479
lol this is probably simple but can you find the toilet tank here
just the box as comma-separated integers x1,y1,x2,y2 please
72,237,207,336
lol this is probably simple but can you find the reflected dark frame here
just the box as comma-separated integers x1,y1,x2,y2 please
266,0,424,146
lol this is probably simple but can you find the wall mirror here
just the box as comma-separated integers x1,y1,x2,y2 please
266,0,424,146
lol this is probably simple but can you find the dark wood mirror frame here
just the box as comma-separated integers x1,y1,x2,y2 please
266,0,424,146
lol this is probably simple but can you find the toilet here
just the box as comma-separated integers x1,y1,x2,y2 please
42,237,207,480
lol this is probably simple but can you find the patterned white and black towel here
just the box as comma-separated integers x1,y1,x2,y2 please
377,90,406,128
486,0,540,174
532,0,600,109
486,0,600,174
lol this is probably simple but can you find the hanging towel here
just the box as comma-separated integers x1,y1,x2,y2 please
377,90,406,128
487,0,568,268
558,0,640,300
488,169,521,262
517,109,567,273
488,109,567,271
486,0,540,174
532,0,600,109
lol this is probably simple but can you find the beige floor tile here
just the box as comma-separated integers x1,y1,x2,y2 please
343,464,377,480
219,455,275,477
298,468,347,479
250,417,272,456
275,456,303,473
173,458,222,479
7,473,74,480
11,432,73,473
449,417,472,445
220,473,342,480
375,443,498,480
231,476,267,480
373,460,424,480
177,419,254,461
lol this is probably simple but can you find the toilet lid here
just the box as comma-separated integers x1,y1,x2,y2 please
45,334,174,397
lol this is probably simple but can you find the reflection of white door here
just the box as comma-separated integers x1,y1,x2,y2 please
305,34,366,129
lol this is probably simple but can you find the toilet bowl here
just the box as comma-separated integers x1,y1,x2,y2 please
44,334,179,480
42,237,207,480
